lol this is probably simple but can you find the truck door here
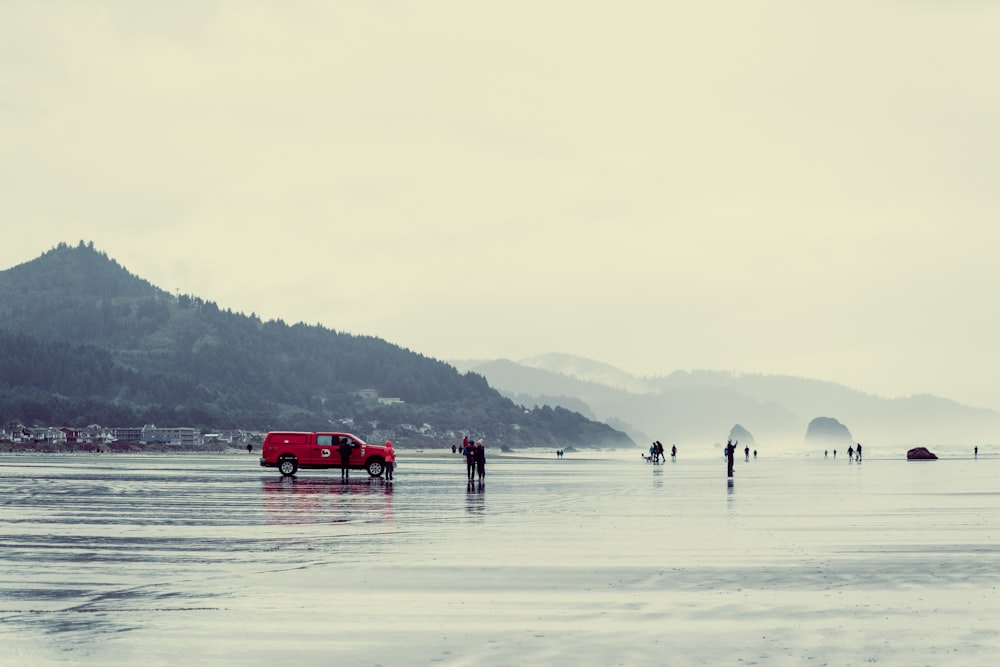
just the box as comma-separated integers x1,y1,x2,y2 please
312,434,336,465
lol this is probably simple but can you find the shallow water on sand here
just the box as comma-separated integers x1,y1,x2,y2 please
1,451,997,666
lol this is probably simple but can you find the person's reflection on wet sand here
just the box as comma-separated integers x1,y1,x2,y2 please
466,478,485,515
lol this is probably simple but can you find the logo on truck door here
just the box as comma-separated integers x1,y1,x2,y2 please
320,448,331,458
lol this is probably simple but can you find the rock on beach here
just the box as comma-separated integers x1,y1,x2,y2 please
907,447,938,460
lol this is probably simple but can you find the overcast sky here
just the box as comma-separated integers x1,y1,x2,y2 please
2,1,999,409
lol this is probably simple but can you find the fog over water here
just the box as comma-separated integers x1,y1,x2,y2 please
2,450,997,666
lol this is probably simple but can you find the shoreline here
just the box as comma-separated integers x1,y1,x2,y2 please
1,441,991,461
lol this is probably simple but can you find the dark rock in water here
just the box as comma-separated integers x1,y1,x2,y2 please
804,417,852,446
729,424,754,445
907,447,938,460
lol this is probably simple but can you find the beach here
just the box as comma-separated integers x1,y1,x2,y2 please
1,449,997,666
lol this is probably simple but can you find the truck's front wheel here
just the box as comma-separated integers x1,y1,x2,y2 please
366,458,385,477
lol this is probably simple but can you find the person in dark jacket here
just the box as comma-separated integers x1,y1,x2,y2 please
464,441,476,480
474,441,486,480
339,437,353,481
726,439,737,478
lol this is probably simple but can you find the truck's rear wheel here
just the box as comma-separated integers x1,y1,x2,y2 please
278,458,298,476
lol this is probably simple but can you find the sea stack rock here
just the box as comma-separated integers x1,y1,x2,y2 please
907,447,938,460
730,424,754,445
804,417,852,447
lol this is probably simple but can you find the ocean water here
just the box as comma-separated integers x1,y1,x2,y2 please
1,450,997,666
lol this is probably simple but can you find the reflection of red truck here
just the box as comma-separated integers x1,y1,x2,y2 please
259,431,388,477
260,476,393,524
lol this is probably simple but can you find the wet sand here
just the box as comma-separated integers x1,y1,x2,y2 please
1,451,997,666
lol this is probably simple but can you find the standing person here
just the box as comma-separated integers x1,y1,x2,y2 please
338,437,353,481
671,444,677,460
464,440,476,480
384,439,395,480
744,445,750,462
975,445,978,458
847,445,854,462
726,439,737,478
474,440,486,480
855,443,862,462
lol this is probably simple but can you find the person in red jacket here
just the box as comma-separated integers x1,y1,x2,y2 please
384,439,396,480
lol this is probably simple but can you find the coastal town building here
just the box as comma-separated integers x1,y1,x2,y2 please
1,423,259,447
140,424,198,446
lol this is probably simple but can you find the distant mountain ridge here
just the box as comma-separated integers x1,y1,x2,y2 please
452,354,1000,448
0,242,632,449
518,353,654,393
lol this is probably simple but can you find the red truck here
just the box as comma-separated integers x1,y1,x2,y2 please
259,431,388,477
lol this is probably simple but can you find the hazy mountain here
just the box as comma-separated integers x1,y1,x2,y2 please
517,353,655,393
0,243,632,449
455,354,1000,449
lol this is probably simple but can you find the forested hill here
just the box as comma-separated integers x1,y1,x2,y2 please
0,242,632,448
